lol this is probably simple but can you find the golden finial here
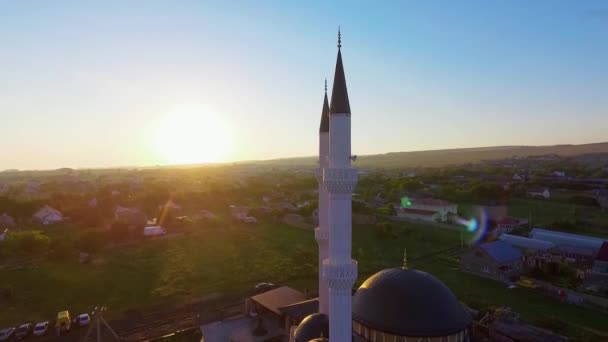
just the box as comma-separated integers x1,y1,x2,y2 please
402,248,408,269
338,26,342,49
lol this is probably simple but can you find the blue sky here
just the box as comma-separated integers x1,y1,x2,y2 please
1,1,607,169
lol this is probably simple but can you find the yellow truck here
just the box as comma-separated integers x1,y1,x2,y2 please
55,310,71,333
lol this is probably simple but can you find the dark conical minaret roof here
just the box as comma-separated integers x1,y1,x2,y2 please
330,28,350,115
320,79,330,133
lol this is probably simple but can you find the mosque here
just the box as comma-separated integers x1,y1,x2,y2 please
294,31,472,342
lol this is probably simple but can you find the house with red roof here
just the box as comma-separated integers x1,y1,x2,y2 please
490,216,525,237
396,198,457,223
592,241,608,275
583,241,608,295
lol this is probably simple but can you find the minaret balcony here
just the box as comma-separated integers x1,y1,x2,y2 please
322,259,358,292
323,167,358,194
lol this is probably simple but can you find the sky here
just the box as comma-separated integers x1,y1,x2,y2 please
1,1,607,170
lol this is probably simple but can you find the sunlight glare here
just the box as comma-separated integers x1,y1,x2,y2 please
153,104,232,164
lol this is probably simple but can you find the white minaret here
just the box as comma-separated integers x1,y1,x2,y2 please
322,29,358,342
315,80,330,315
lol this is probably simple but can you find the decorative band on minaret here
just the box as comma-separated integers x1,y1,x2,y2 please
322,28,358,342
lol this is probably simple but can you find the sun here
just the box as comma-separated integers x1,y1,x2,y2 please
152,104,233,164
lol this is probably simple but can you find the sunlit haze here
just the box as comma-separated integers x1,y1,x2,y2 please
1,1,608,169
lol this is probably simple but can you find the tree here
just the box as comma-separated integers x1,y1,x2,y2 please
109,221,130,241
471,183,509,205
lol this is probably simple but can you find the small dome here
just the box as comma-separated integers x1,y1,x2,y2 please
353,268,471,337
293,313,328,342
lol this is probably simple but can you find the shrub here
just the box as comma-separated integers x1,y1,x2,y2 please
0,231,51,256
568,196,598,207
49,238,74,260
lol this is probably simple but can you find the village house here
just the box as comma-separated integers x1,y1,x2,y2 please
229,205,250,219
592,189,608,210
492,217,523,237
584,241,608,294
245,286,313,335
396,198,457,223
0,182,9,195
592,242,608,274
499,234,556,268
229,205,257,223
461,241,523,282
197,210,217,219
530,228,605,261
115,206,147,228
0,213,16,227
526,187,551,199
33,205,63,225
0,228,8,241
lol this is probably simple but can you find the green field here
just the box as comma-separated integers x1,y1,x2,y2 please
1,222,607,340
508,198,608,238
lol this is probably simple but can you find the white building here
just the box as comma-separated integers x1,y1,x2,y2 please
527,188,551,199
33,205,63,225
530,228,606,260
396,198,457,223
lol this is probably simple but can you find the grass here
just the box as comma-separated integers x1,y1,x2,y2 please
1,221,607,340
508,198,608,238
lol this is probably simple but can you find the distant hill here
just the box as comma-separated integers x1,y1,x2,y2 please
246,142,608,169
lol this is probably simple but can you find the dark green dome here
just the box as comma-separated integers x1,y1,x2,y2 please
353,268,471,337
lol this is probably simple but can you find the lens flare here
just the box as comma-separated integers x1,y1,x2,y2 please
400,196,412,208
452,208,489,245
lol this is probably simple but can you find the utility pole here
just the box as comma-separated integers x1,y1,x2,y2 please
81,306,120,342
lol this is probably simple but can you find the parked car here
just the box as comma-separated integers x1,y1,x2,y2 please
143,226,167,237
75,314,91,327
254,282,276,293
0,327,15,341
33,321,49,336
55,310,71,334
517,278,538,289
14,323,32,340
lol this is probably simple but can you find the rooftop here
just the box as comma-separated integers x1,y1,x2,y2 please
398,208,437,216
499,234,555,251
411,198,455,207
479,241,523,263
597,241,608,262
250,286,306,315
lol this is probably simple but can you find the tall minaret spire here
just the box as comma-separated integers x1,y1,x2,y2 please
315,80,330,315
319,79,329,133
323,29,358,342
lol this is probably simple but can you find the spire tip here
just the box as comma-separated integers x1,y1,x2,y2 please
337,26,342,49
